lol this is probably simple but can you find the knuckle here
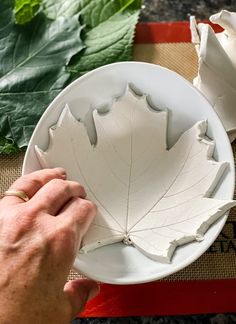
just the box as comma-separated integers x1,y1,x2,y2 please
69,199,97,229
50,178,65,186
70,181,87,197
46,230,57,245
16,175,42,191
14,204,33,220
80,199,97,214
73,181,83,191
45,230,57,246
49,224,76,250
3,207,38,243
50,178,69,192
18,199,41,215
15,205,40,227
51,221,75,240
78,183,86,195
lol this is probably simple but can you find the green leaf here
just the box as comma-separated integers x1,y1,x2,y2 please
78,0,142,29
43,0,141,78
0,136,21,155
68,9,140,77
15,0,41,24
69,1,141,78
42,0,80,20
0,0,85,151
43,0,141,27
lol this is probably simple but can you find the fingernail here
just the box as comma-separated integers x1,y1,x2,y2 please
55,167,67,179
88,283,100,301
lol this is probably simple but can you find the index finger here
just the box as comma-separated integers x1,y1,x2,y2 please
1,168,66,206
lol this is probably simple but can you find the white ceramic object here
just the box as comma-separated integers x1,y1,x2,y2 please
190,11,236,142
23,62,235,284
35,87,235,263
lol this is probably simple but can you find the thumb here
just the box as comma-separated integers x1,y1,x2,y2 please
64,278,100,316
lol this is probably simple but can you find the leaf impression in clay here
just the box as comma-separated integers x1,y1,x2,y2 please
35,86,236,263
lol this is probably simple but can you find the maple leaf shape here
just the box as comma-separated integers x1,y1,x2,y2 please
35,86,236,263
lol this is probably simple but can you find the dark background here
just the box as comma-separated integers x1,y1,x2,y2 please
140,0,236,21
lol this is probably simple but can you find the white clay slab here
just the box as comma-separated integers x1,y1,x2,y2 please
190,10,236,142
35,86,236,263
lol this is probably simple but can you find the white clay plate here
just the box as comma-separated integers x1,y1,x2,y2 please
23,62,235,284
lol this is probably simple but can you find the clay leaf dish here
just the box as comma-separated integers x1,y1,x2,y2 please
190,10,236,142
35,86,236,263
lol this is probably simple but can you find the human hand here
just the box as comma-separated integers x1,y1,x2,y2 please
0,168,99,324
